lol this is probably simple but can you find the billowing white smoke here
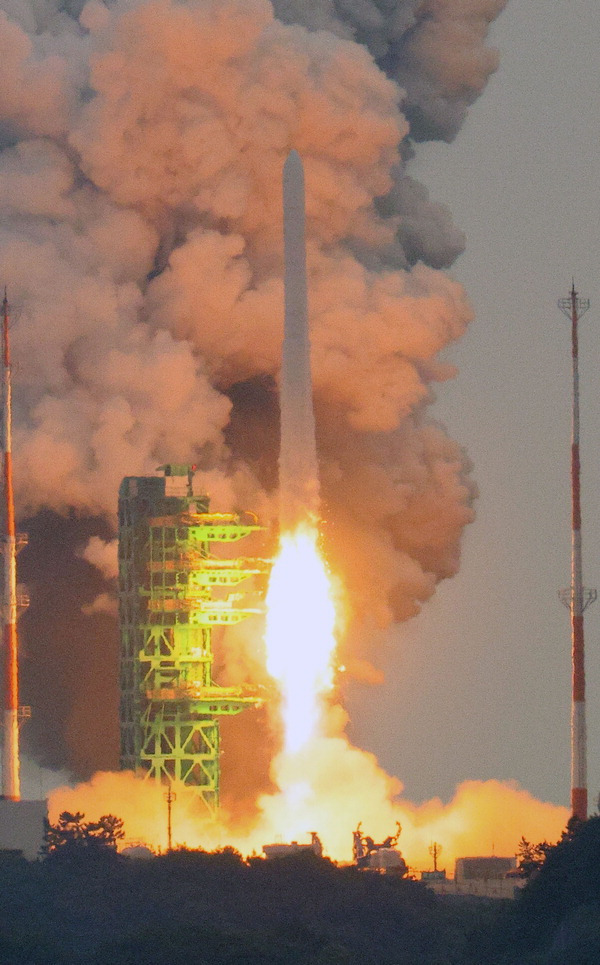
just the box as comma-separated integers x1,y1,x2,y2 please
0,0,506,784
0,0,497,631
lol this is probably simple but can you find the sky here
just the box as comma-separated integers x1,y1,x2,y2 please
349,0,600,811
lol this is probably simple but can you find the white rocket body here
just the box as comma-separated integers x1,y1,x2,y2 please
280,151,319,531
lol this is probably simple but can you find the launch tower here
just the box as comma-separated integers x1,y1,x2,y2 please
118,465,265,816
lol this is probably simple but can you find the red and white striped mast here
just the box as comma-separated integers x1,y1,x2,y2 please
1,289,21,800
558,282,595,822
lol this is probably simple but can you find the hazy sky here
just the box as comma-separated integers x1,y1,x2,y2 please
349,0,600,811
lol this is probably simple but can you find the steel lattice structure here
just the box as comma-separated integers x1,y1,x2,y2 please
118,466,265,817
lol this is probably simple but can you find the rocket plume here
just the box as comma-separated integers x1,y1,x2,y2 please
265,528,337,755
1,291,21,800
48,765,569,870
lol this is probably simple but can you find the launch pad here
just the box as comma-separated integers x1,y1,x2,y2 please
118,465,267,816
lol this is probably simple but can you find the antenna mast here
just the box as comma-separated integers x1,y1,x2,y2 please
558,282,595,822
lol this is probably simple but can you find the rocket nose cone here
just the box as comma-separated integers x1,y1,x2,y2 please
285,149,302,171
284,150,304,187
283,150,305,211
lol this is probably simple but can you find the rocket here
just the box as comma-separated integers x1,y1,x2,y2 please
279,151,320,531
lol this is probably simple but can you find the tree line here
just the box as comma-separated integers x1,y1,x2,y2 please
0,810,595,964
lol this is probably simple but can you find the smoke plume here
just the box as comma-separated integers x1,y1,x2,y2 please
0,0,504,787
48,744,569,870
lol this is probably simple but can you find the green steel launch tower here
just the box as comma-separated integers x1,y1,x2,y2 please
118,465,265,817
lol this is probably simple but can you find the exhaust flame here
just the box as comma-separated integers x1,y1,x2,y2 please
49,764,569,870
265,522,337,755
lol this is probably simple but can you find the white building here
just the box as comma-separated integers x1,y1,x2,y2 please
0,799,47,860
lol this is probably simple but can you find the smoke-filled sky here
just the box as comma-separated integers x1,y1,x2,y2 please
351,0,600,812
3,0,500,785
3,0,595,828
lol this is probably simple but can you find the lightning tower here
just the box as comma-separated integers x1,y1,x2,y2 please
558,282,595,822
1,291,27,800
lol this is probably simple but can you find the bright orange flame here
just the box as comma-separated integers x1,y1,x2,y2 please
265,522,337,754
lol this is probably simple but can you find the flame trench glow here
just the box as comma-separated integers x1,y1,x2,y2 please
265,522,337,757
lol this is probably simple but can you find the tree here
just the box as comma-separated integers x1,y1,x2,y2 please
516,836,553,879
43,811,125,859
86,814,126,849
43,811,87,854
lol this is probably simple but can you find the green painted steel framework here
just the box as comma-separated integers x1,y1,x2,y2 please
118,467,265,817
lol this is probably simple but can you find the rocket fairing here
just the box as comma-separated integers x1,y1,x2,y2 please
280,150,320,531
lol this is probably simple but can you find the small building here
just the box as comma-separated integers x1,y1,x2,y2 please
422,855,524,899
420,869,447,882
455,856,516,881
367,847,407,874
0,798,47,861
263,833,323,860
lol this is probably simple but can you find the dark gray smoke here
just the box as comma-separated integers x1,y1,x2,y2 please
273,0,508,141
